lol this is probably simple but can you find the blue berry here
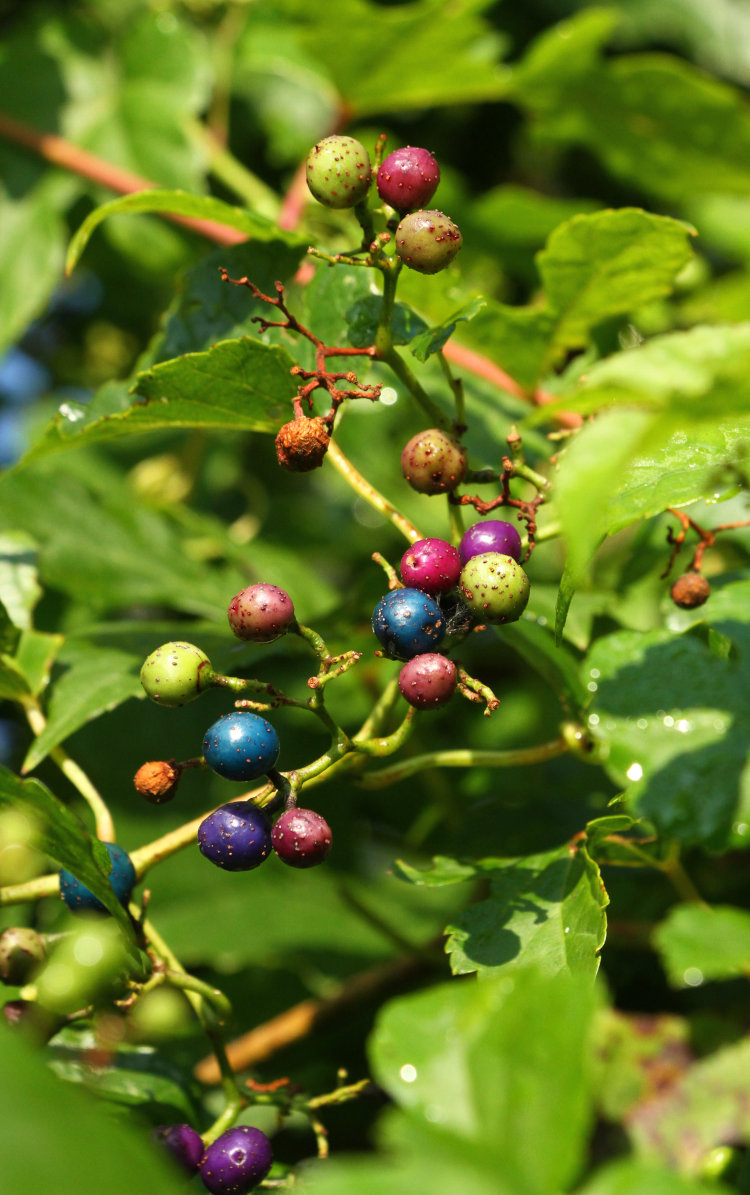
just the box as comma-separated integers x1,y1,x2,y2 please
199,1125,273,1194
198,802,272,872
153,1124,204,1174
202,712,280,782
372,588,446,659
59,842,136,913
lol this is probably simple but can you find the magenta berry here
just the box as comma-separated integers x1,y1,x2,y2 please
459,520,523,565
228,583,295,644
306,135,371,209
153,1124,204,1174
395,209,462,274
398,653,457,709
459,552,530,624
199,1125,273,1194
377,145,440,212
198,801,272,872
272,808,332,869
401,428,467,495
400,538,461,595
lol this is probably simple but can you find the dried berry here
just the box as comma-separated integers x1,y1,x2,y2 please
134,760,181,804
275,417,330,472
671,573,711,609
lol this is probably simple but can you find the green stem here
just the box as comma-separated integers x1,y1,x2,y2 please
0,872,59,906
437,350,465,426
513,461,551,492
353,676,401,743
293,622,330,661
447,496,465,545
305,1078,374,1109
326,439,421,543
163,969,233,1024
382,346,451,429
355,707,415,757
374,266,399,358
24,700,114,842
358,738,569,788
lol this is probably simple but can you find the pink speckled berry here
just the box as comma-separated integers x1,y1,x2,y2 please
272,808,332,869
401,428,467,495
398,654,457,709
395,209,462,274
377,146,440,212
459,552,530,624
400,538,461,596
228,583,295,644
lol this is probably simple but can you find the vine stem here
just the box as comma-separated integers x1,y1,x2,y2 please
326,439,422,543
358,738,569,788
23,700,115,842
381,346,452,430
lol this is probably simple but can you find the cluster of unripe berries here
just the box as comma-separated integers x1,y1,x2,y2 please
305,135,462,275
372,519,530,709
137,584,332,874
154,1122,272,1193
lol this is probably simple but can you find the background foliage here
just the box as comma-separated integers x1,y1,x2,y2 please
1,0,750,1191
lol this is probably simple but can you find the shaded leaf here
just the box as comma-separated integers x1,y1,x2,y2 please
410,298,486,362
653,903,750,987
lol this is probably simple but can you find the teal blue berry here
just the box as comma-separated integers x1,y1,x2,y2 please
372,588,446,659
59,842,136,913
202,712,280,782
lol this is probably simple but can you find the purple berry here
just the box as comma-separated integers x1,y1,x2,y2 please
153,1124,204,1174
459,520,523,564
202,712,280,782
401,428,467,495
400,538,461,595
272,808,332,869
395,209,462,274
459,552,530,624
306,135,371,209
228,584,295,644
198,801,272,872
377,146,440,212
199,1125,273,1194
372,588,446,659
398,654,457,709
59,842,136,913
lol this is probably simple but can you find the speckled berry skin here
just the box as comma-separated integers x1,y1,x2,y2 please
459,552,530,624
306,135,371,209
377,146,440,212
153,1124,204,1174
400,538,461,596
140,642,214,708
198,802,272,872
202,712,280,782
199,1125,273,1194
0,927,46,985
272,808,332,869
401,428,467,495
671,573,710,609
228,584,296,644
395,209,462,274
372,588,446,659
59,842,136,913
459,519,523,565
398,653,457,709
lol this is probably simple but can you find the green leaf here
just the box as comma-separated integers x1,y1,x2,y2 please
0,179,67,355
66,189,304,275
22,641,144,773
289,0,512,115
409,298,486,362
49,1034,197,1121
592,1007,692,1122
0,767,133,933
444,844,608,980
537,209,695,364
460,304,557,393
369,967,597,1194
393,855,480,887
0,532,42,629
627,1036,750,1172
578,1159,732,1195
14,628,64,698
585,608,750,848
497,615,589,718
653,904,750,987
0,1023,187,1195
347,296,428,350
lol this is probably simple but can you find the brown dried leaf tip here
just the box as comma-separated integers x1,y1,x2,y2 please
670,573,711,609
134,760,181,804
275,416,331,472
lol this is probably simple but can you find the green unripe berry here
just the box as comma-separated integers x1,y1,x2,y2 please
306,135,372,209
459,552,530,624
395,209,462,274
140,642,215,708
0,927,46,985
